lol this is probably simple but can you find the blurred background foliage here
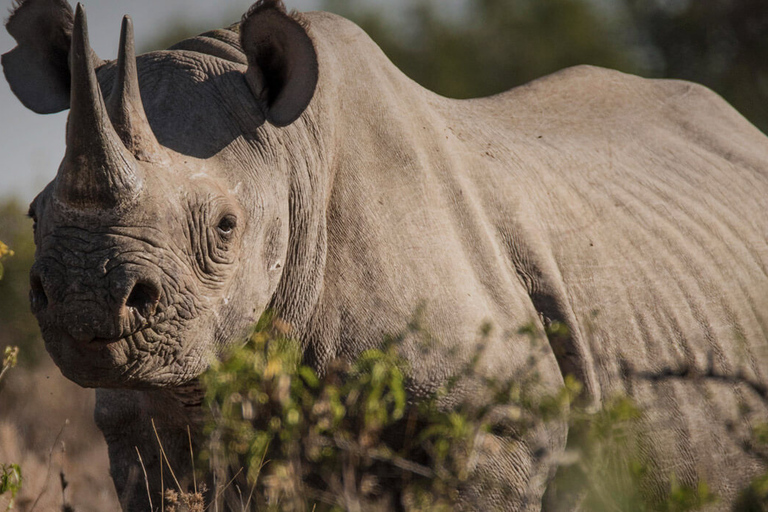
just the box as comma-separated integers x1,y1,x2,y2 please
0,202,38,365
324,0,768,132
3,0,768,358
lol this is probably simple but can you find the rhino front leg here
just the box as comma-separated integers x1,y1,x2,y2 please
95,388,204,511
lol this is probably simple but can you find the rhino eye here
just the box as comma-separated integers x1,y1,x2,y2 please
216,215,237,237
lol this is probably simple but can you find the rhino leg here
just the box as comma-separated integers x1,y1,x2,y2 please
458,419,568,512
95,388,203,510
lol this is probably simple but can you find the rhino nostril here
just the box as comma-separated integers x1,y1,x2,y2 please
126,281,160,318
29,273,48,311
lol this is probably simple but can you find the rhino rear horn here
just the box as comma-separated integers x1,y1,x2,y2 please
55,3,141,210
107,16,167,163
240,0,319,127
1,0,103,114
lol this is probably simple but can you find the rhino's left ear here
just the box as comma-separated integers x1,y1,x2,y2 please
2,0,75,114
240,0,318,127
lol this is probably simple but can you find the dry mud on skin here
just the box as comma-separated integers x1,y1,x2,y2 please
0,360,120,511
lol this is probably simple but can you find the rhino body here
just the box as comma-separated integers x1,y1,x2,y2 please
4,0,768,510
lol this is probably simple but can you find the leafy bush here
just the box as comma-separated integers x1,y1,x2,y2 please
551,393,717,512
202,313,475,511
0,243,19,388
0,241,13,281
0,464,22,511
0,241,23,512
201,316,724,511
0,202,40,366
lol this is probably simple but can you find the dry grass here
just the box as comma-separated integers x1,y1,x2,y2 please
0,358,120,511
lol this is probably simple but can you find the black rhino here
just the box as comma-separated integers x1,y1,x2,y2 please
3,0,768,510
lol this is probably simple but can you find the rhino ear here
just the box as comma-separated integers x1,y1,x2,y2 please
240,0,318,127
2,0,76,114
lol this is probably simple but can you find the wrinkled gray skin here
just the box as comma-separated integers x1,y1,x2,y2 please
4,0,768,510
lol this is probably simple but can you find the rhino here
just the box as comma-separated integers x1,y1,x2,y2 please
4,0,768,509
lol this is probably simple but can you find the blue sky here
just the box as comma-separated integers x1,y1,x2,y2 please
0,0,328,203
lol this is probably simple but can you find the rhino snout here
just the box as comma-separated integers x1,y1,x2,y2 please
30,264,163,346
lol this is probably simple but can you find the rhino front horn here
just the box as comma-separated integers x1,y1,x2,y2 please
55,3,141,210
107,16,167,164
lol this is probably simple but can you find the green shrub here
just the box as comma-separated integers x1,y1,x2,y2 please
0,241,13,281
0,241,22,511
201,316,727,511
0,464,22,511
202,313,471,511
0,202,40,365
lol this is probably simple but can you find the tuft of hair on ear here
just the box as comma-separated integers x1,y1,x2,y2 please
242,0,310,31
290,8,310,31
244,0,286,17
7,0,27,25
6,0,73,30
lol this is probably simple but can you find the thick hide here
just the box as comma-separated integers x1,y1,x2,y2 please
3,0,768,510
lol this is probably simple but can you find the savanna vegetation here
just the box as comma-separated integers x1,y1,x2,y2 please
2,0,768,510
0,241,22,510
195,317,724,511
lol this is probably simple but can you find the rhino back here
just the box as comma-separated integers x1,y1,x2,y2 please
446,66,768,498
449,64,768,388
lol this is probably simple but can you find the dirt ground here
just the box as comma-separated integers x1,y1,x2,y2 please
0,359,121,511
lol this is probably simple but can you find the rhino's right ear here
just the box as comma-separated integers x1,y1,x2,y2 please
2,0,74,114
240,0,318,127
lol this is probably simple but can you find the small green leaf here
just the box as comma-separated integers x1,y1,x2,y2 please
0,463,23,500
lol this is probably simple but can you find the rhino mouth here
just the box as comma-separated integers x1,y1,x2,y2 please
77,337,122,353
42,306,163,351
44,329,198,388
79,309,164,350
50,329,137,362
79,330,146,351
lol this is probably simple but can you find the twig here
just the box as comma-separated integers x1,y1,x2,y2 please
205,467,243,512
29,419,69,512
135,446,153,511
0,365,11,384
630,363,768,404
342,456,360,512
187,425,197,494
242,443,269,512
243,481,258,512
151,418,182,491
332,436,434,478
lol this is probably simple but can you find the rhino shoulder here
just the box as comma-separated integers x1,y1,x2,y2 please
563,65,736,117
478,64,751,140
518,64,715,108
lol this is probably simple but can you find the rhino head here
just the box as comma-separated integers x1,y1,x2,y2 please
4,0,320,388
